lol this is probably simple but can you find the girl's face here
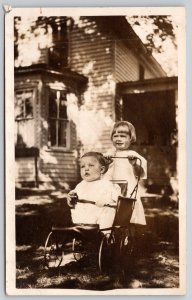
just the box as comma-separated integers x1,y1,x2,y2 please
112,125,131,150
80,156,105,182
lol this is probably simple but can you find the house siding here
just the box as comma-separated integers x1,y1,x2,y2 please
69,17,115,152
114,40,159,82
145,68,157,79
39,150,78,186
15,157,37,183
115,41,139,82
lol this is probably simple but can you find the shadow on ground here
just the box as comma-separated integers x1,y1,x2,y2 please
15,188,179,290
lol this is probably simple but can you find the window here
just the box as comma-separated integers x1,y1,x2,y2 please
15,89,35,147
48,18,69,69
15,90,34,120
48,43,68,69
48,89,70,149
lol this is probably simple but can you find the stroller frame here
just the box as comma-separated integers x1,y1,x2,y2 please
44,157,142,275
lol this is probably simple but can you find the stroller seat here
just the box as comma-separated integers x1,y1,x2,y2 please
51,224,100,239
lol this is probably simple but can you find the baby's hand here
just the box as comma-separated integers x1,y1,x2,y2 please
104,201,117,208
67,192,78,208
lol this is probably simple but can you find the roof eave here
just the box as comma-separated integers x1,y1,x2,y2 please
14,64,88,85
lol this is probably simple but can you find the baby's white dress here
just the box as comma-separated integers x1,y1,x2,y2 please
71,179,121,229
104,149,147,225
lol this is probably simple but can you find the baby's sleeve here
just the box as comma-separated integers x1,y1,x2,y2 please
111,183,121,203
98,181,121,206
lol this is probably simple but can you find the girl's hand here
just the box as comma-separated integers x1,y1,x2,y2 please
128,156,144,178
104,156,114,165
128,156,137,166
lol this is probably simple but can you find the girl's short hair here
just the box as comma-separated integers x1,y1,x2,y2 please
111,121,136,144
81,152,109,174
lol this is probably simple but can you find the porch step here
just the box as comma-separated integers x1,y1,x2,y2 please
141,193,178,209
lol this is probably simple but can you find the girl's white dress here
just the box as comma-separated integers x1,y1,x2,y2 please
71,179,121,229
104,149,147,225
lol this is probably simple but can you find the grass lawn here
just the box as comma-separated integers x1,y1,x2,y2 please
15,190,179,290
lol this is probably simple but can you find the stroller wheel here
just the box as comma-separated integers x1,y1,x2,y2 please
44,231,64,268
120,231,134,257
72,238,86,261
98,233,115,273
119,231,134,279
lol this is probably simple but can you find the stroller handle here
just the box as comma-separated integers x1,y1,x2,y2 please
110,156,141,162
76,199,116,208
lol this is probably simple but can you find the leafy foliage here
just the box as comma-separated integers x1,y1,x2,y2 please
127,16,178,75
128,16,177,53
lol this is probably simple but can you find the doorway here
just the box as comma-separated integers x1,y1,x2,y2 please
122,89,177,189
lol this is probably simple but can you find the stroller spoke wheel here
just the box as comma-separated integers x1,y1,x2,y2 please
98,233,115,273
44,231,64,268
72,238,86,261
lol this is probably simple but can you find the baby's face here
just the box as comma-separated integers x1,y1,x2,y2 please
80,156,104,182
112,125,131,150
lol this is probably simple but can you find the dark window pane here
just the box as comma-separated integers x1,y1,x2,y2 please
25,97,33,118
49,90,57,118
58,120,67,147
49,119,57,146
49,46,62,69
49,43,68,69
48,88,69,148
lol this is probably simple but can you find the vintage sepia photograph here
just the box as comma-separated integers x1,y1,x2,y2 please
5,7,186,295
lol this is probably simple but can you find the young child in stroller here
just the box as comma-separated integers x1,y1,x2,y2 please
67,152,121,230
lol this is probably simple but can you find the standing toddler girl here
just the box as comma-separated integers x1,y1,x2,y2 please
104,121,147,225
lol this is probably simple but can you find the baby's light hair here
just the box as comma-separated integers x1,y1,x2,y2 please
111,121,136,144
81,152,109,174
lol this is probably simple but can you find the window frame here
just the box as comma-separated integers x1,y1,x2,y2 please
15,88,35,121
14,87,36,147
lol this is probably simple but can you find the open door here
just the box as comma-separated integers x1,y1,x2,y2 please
118,77,178,191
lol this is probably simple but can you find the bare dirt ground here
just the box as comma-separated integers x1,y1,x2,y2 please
15,189,179,290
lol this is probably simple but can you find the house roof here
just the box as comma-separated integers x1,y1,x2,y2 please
92,16,167,77
117,76,178,94
14,64,88,85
